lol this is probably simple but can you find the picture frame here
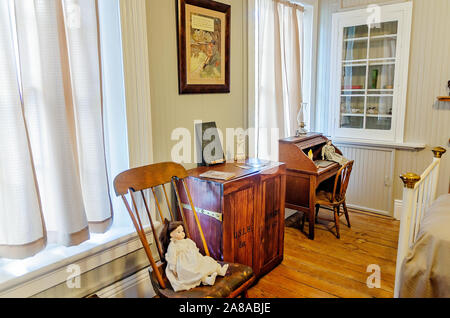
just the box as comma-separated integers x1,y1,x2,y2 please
176,0,231,94
195,122,226,167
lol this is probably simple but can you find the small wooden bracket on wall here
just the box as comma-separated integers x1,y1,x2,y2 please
438,81,450,101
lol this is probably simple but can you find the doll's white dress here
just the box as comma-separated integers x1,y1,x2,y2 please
165,238,229,292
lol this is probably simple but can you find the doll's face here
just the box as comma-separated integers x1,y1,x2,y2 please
170,225,185,241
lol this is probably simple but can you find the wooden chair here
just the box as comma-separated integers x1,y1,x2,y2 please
302,161,354,239
113,162,255,298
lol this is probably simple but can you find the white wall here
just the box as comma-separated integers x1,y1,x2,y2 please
146,0,249,168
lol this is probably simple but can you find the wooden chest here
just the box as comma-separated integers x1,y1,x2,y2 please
177,162,286,278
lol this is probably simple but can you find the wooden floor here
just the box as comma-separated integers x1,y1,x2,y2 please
248,209,400,298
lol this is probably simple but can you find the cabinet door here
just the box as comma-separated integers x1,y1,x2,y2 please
179,178,224,261
259,174,285,275
223,181,258,270
330,2,412,143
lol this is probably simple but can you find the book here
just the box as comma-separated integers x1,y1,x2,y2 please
199,171,236,181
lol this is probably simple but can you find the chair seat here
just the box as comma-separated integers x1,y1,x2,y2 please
316,190,335,205
150,262,255,298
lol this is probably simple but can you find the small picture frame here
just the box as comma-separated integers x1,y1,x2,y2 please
176,0,231,94
195,122,226,167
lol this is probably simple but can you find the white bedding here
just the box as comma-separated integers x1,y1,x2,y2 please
398,194,450,298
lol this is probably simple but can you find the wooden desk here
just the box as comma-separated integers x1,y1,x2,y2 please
176,161,286,278
279,133,342,240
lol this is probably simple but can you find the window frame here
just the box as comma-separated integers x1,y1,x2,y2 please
248,0,319,157
0,0,137,297
329,2,413,144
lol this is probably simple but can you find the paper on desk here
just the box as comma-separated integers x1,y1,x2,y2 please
199,171,236,181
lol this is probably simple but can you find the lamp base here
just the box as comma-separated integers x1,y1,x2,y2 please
296,123,308,136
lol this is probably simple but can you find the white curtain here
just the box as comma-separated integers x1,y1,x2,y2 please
256,0,304,160
0,0,112,259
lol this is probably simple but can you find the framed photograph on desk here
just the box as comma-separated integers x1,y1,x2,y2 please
176,0,231,94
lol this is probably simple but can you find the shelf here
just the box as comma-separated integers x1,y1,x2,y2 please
371,34,397,40
343,63,367,67
341,114,392,118
344,34,397,42
343,58,396,64
344,36,368,42
332,137,426,151
369,61,396,66
341,113,364,117
367,89,394,93
366,114,392,118
437,96,450,102
341,91,394,97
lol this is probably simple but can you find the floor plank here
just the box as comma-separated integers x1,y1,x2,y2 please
248,209,400,298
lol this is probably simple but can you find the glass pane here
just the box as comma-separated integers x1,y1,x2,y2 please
369,37,397,59
366,117,392,130
342,64,367,90
341,96,365,115
341,116,364,129
344,25,369,39
338,21,399,134
343,39,368,61
367,64,395,90
367,96,393,115
370,21,398,37
341,90,365,95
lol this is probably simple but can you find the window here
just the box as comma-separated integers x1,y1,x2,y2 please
329,2,413,143
250,0,317,159
0,0,131,295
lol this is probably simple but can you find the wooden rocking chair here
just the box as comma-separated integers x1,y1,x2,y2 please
113,162,255,298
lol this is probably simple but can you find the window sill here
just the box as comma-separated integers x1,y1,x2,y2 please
332,137,426,150
0,224,157,298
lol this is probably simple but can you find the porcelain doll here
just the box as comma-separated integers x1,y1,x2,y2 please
322,140,349,166
159,220,229,292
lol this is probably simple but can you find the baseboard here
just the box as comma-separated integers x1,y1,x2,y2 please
394,200,403,221
346,203,391,217
94,268,155,298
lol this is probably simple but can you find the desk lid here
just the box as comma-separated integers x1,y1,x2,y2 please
279,133,325,144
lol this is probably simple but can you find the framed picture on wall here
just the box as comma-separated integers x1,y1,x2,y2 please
176,0,231,94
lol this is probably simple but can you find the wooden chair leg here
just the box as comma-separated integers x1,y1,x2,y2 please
300,212,306,232
343,202,351,228
334,206,341,239
241,290,249,298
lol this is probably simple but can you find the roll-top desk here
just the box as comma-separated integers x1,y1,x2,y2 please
279,133,342,240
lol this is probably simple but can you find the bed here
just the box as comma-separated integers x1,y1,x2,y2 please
394,146,448,298
397,194,450,298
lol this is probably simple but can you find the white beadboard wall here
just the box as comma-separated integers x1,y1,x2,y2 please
337,145,395,215
316,0,450,216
